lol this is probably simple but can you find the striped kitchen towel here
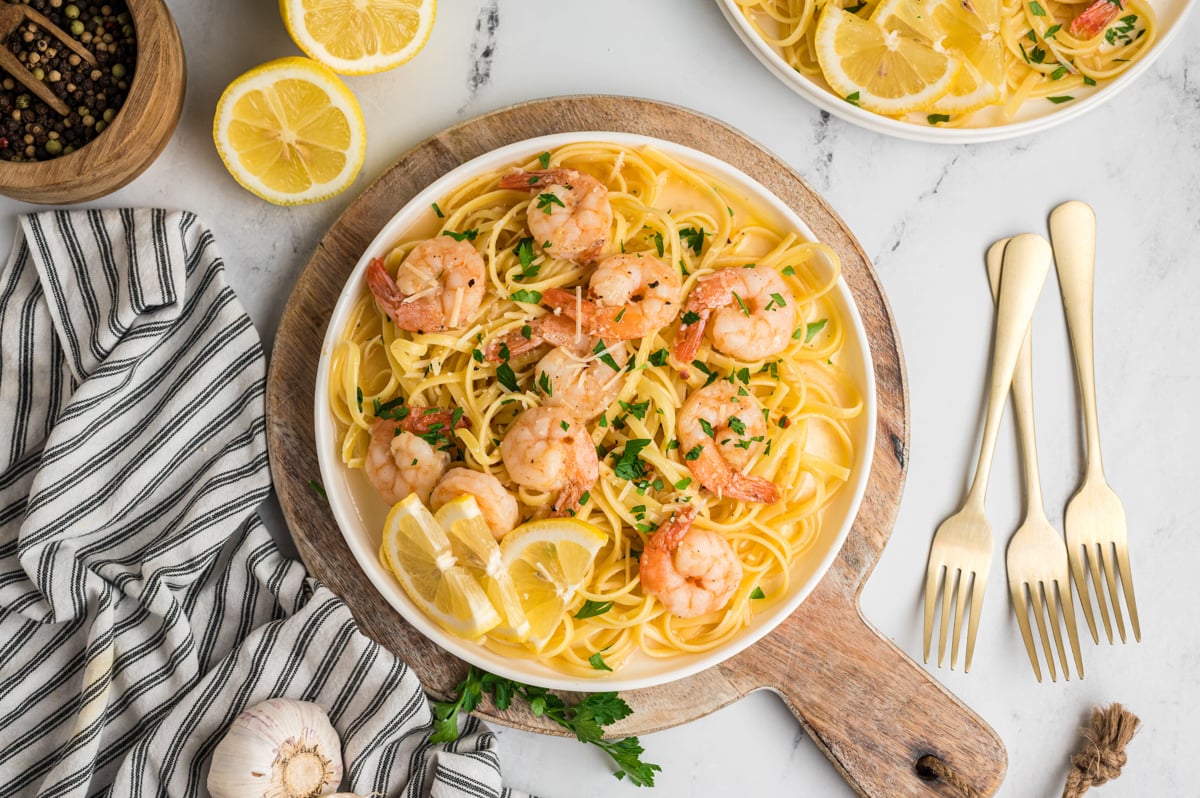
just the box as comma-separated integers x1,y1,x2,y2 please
0,209,525,798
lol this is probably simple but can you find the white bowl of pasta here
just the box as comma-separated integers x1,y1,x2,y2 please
718,0,1192,142
314,132,876,691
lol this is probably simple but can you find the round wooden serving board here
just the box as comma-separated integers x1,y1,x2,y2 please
266,96,1007,797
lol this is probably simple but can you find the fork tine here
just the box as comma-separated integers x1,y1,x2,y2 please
1010,580,1043,682
1056,579,1085,678
1098,542,1127,643
964,570,987,673
1114,545,1141,642
939,567,959,668
949,570,973,670
1070,547,1100,643
1085,543,1114,643
923,561,944,663
1044,582,1071,680
1028,583,1058,682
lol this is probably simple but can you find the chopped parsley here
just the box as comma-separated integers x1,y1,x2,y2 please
574,600,614,619
472,348,484,364
593,340,620,371
673,477,692,490
728,417,747,436
733,292,750,316
678,227,707,256
373,396,408,420
443,229,478,242
308,480,327,501
496,363,519,392
750,587,766,600
782,265,796,276
805,318,828,343
619,399,650,420
510,289,543,304
653,231,664,257
1044,22,1062,38
431,202,444,218
589,652,613,672
1029,1,1046,15
355,386,363,412
1046,95,1074,104
684,444,703,461
538,151,551,169
1050,65,1068,80
845,91,861,106
648,348,669,367
513,237,539,281
613,439,652,481
560,419,571,432
681,310,701,326
698,419,716,439
927,113,951,125
538,370,553,396
537,192,565,214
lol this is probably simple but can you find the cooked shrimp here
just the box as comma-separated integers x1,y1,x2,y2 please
674,265,797,362
536,339,628,421
366,236,486,333
484,313,584,362
677,381,780,504
639,505,743,618
541,253,682,341
430,468,520,539
365,419,450,505
500,406,599,516
499,168,612,263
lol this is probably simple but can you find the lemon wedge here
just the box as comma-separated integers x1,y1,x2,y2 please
381,494,501,640
434,496,531,643
213,57,365,206
814,6,960,115
280,0,437,75
500,518,608,650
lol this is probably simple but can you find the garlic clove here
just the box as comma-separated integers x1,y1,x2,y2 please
207,698,344,798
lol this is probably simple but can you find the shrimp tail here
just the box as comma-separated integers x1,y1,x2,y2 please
1068,0,1123,38
366,257,405,319
550,480,587,517
400,407,472,434
542,287,650,341
647,505,699,552
693,447,780,504
485,314,584,362
499,169,572,192
673,307,710,363
366,257,447,333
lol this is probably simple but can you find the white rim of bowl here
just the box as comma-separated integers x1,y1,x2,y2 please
715,0,1196,144
313,131,878,691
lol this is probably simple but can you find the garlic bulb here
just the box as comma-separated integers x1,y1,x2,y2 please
208,698,344,798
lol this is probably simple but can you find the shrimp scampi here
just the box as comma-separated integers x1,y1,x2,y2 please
364,409,470,505
677,381,780,504
430,468,520,540
675,264,797,362
639,505,744,618
541,253,682,341
366,236,486,333
499,168,612,264
500,406,599,516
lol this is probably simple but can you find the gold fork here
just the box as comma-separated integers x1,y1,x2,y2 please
1049,201,1141,645
923,233,1053,671
987,239,1084,682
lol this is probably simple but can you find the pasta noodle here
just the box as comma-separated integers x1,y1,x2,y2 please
328,142,863,677
734,0,1157,126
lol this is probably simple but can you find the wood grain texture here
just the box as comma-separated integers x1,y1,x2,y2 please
265,96,1008,797
0,0,186,204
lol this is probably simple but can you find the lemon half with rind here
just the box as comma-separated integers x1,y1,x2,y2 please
815,6,960,115
381,494,501,640
281,0,437,75
213,57,365,206
500,518,608,650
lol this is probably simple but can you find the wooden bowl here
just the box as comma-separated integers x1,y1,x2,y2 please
0,0,186,204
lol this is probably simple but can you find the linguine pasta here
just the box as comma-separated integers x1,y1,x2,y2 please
327,142,863,677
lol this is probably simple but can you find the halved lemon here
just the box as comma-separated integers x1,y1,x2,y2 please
872,0,1004,115
500,518,608,650
814,6,960,115
434,496,531,643
381,494,501,640
213,57,365,205
280,0,437,75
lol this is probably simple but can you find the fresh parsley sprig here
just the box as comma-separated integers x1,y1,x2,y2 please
430,667,661,787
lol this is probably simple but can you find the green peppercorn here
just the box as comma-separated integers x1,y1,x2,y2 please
102,108,115,123
44,139,62,155
94,120,106,134
77,106,89,117
15,94,30,109
70,20,84,35
63,145,76,155
64,4,80,19
31,67,44,81
111,63,126,79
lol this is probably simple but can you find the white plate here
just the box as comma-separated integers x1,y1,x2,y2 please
313,132,877,691
717,0,1194,143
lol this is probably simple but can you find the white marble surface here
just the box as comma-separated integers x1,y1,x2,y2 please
3,1,1198,795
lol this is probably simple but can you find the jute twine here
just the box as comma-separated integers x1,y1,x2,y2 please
1061,704,1141,798
913,703,1139,798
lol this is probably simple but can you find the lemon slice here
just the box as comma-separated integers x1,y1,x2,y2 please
814,6,960,115
872,0,1003,114
500,518,608,650
280,0,437,75
213,57,365,206
435,496,531,643
381,494,501,640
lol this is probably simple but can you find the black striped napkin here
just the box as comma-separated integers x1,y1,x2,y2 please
0,210,523,798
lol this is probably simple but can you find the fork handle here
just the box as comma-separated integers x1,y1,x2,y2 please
967,234,1052,508
1048,201,1105,480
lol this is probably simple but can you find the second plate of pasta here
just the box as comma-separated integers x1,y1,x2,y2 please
719,0,1192,141
314,132,876,691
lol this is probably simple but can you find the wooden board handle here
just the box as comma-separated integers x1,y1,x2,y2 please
730,573,1007,797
